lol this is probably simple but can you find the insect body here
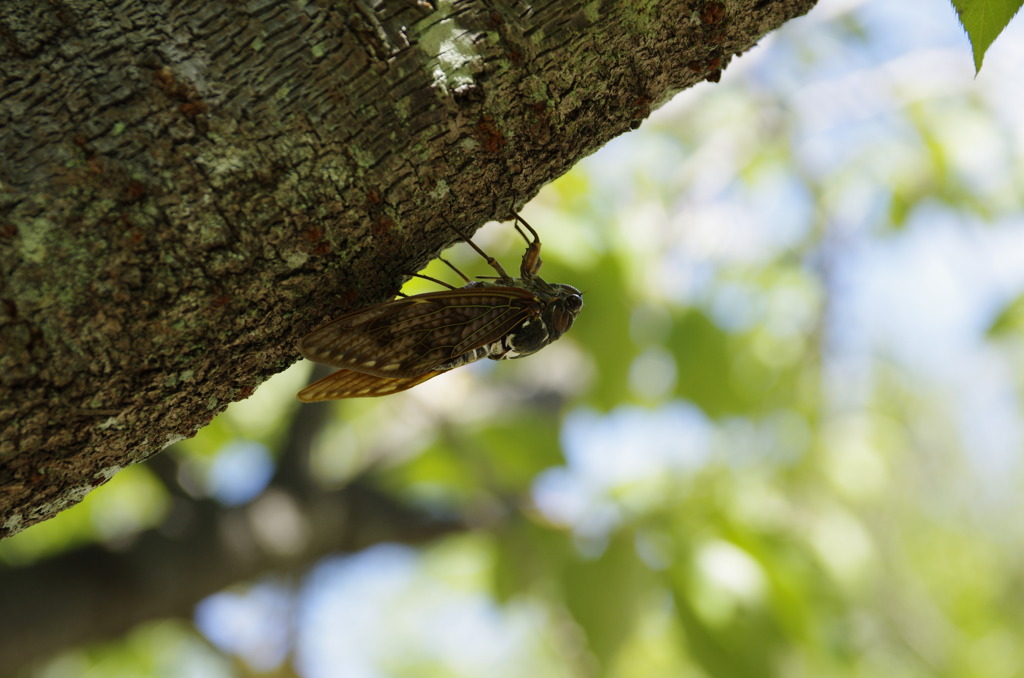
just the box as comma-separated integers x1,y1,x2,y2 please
296,213,583,401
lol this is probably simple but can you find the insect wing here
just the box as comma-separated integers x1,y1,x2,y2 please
297,368,445,402
298,287,542,377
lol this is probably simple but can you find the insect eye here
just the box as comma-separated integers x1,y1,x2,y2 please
551,295,583,334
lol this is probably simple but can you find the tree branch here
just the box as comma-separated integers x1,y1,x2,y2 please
0,481,464,671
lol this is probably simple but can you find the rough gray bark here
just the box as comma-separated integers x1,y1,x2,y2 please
0,0,817,536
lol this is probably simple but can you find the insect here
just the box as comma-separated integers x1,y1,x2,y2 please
296,212,583,401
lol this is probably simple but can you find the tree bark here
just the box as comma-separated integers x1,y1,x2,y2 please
0,0,817,536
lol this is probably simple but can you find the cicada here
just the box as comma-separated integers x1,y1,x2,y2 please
296,213,584,401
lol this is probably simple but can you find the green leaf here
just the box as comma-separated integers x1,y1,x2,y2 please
987,293,1024,337
562,531,653,668
951,0,1024,72
669,309,745,417
491,519,572,602
473,415,565,493
572,251,636,410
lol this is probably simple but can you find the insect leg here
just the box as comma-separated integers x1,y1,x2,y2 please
512,212,544,277
446,222,511,280
438,256,472,284
411,272,459,290
512,211,541,243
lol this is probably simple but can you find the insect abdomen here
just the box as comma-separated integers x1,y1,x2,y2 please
437,340,509,371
